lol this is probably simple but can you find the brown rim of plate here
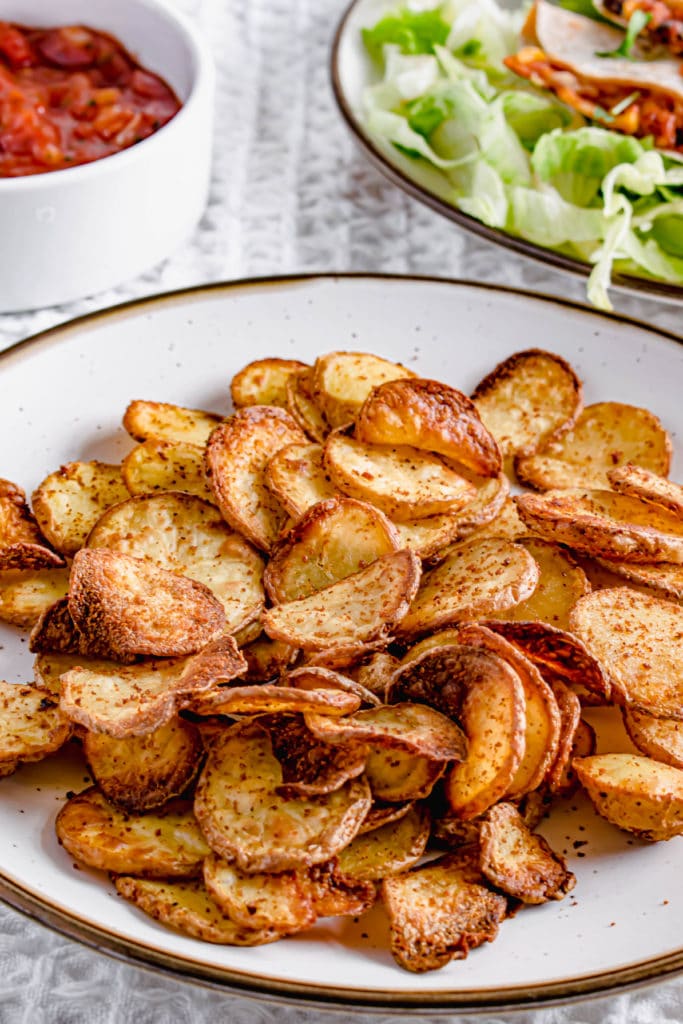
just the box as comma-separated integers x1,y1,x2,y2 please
0,274,682,1012
329,0,683,305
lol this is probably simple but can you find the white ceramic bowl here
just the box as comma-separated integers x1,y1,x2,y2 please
0,0,214,312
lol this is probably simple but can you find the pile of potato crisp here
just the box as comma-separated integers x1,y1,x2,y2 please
1,347,683,973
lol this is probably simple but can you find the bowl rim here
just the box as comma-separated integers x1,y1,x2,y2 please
0,0,214,191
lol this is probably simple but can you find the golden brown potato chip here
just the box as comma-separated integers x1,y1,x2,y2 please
264,497,400,604
311,351,415,429
479,802,575,903
173,636,248,692
456,623,561,799
468,495,530,544
622,707,683,769
69,548,226,660
382,848,508,972
337,804,430,881
194,720,372,871
301,640,390,674
86,492,265,635
323,432,476,522
29,598,94,657
359,799,414,835
573,753,683,841
0,568,70,629
122,440,214,503
471,349,582,459
516,403,672,491
518,488,683,566
123,399,222,445
349,652,400,699
593,557,683,602
238,633,297,683
287,664,381,708
83,717,204,812
364,745,445,802
262,713,367,797
262,549,421,651
56,789,210,876
306,858,377,918
544,677,582,795
231,357,309,410
0,681,70,766
570,588,683,719
393,472,510,560
609,464,683,517
356,378,502,477
481,620,612,703
205,406,307,552
0,479,65,570
181,683,360,718
203,855,316,935
443,648,526,819
32,461,129,557
113,876,280,945
396,538,539,638
492,537,590,632
264,442,337,519
305,702,467,763
285,368,328,443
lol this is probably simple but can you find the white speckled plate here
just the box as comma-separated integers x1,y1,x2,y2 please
0,275,682,1014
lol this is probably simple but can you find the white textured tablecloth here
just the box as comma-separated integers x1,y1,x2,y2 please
1,1,682,1020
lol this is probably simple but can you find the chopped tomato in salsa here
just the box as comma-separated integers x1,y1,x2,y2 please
0,23,181,176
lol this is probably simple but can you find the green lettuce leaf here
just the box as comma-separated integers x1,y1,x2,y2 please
362,8,450,60
532,127,646,206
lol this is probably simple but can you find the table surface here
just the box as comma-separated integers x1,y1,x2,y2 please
0,1,682,1021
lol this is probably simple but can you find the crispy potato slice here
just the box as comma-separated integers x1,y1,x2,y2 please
69,548,226,660
204,855,316,935
287,665,381,708
311,351,414,430
123,399,222,446
443,649,526,819
286,368,328,443
482,620,611,703
362,745,445,802
60,640,244,738
516,489,683,564
393,472,509,559
471,349,582,459
264,442,337,519
573,753,683,841
33,652,82,695
30,598,95,657
32,461,129,557
239,633,297,683
516,403,672,491
231,357,309,410
305,703,467,762
86,492,265,634
194,721,372,871
0,479,64,570
479,802,575,903
113,876,280,945
544,677,582,795
469,496,530,543
593,557,683,602
301,640,390,673
262,714,367,797
609,464,683,517
323,432,476,522
56,789,210,876
83,718,204,812
205,406,307,552
382,848,508,973
357,379,501,477
396,538,539,639
350,652,400,699
0,568,69,628
262,549,421,651
492,538,590,632
181,684,360,718
456,624,561,798
306,858,377,918
264,497,400,604
570,588,683,719
0,681,70,766
623,707,683,769
122,440,214,503
337,804,430,881
359,799,414,835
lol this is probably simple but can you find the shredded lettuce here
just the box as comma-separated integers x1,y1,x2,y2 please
360,0,683,308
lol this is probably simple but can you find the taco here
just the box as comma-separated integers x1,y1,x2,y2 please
505,0,683,150
596,1,683,58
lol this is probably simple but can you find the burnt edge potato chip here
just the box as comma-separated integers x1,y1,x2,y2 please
0,479,65,570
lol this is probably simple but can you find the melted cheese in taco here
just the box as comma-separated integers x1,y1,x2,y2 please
505,0,683,150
